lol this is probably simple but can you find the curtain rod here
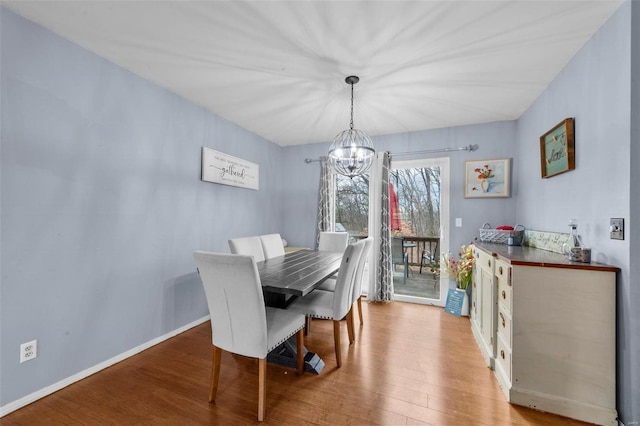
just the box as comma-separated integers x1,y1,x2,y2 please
304,144,478,163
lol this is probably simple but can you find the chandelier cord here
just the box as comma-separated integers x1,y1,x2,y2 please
349,82,355,130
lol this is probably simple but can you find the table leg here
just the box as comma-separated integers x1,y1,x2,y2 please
267,336,325,374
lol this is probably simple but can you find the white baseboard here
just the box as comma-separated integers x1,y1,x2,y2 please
510,386,618,426
0,315,210,418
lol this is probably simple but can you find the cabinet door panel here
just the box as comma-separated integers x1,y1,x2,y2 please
480,267,494,347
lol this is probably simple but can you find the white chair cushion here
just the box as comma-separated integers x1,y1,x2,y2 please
194,251,305,358
315,276,337,292
318,232,349,252
228,236,265,262
289,240,365,320
260,233,285,259
265,307,305,352
288,289,335,319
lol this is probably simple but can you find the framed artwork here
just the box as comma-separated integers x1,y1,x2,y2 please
464,158,511,198
540,118,575,178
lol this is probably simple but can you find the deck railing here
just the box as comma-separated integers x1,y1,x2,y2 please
349,234,440,270
399,236,440,269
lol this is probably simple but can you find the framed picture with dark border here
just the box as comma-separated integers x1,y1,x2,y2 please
540,118,575,178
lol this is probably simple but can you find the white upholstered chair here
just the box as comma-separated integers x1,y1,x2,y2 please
259,233,285,259
228,236,265,262
315,237,372,336
349,237,372,330
318,231,349,252
193,251,305,421
288,239,365,367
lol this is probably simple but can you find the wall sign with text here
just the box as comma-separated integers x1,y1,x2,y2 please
540,118,575,178
201,147,259,190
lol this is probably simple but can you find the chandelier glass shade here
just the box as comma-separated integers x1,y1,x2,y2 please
328,76,375,178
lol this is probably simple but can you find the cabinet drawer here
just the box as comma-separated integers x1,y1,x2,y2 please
495,259,511,283
496,335,511,383
497,305,512,348
474,247,494,271
497,272,512,314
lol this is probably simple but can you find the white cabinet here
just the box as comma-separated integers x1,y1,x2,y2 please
493,258,513,396
471,246,497,368
473,244,618,426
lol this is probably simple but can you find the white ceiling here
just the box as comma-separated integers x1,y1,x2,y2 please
2,1,623,147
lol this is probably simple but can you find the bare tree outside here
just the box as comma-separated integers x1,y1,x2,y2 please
335,174,369,236
334,167,441,238
391,167,441,238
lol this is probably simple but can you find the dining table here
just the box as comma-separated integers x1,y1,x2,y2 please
256,249,344,374
257,249,344,299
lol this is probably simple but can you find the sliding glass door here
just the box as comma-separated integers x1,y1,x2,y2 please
332,156,449,305
391,157,450,306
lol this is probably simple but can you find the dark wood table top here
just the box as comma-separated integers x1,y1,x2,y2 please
256,250,344,297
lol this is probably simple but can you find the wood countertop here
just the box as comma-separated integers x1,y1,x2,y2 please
474,242,620,273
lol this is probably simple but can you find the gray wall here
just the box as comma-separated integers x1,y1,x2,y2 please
516,2,637,423
1,8,283,407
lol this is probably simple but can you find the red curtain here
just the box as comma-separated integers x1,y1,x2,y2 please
389,183,401,231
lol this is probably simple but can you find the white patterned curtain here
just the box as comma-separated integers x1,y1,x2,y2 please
316,156,336,248
368,152,393,302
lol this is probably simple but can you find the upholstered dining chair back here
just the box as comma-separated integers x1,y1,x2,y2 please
259,233,285,259
194,251,268,357
318,231,349,252
193,251,306,421
332,239,366,319
228,236,265,263
352,237,373,305
287,240,365,367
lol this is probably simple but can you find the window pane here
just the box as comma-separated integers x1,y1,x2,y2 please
391,167,441,238
335,174,369,239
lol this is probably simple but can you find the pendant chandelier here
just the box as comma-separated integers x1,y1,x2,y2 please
328,76,375,178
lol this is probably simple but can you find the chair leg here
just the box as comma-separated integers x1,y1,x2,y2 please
346,308,355,344
209,345,222,402
403,258,408,284
357,296,364,325
258,358,266,421
404,255,409,281
333,320,342,367
296,329,304,375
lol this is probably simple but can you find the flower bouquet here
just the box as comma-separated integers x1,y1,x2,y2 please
434,244,475,289
475,165,495,179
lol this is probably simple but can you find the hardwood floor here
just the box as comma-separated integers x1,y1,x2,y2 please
3,302,592,425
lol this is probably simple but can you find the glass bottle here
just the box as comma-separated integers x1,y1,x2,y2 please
569,218,584,247
563,218,584,261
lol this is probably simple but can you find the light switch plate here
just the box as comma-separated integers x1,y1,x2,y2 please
610,218,624,240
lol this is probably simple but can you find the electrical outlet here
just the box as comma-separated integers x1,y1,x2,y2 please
455,218,462,227
20,340,37,363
